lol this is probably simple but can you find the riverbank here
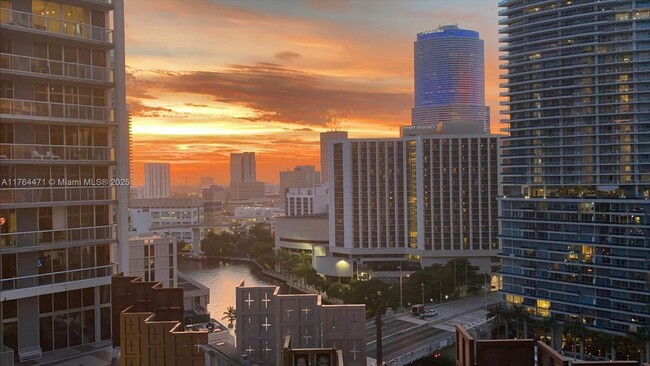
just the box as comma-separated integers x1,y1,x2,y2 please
180,254,337,302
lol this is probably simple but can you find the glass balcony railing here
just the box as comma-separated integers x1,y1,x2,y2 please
0,98,114,122
0,143,115,161
0,186,116,205
0,263,116,292
0,225,116,249
0,53,113,82
0,8,113,43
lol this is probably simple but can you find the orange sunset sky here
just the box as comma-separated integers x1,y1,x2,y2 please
125,0,501,186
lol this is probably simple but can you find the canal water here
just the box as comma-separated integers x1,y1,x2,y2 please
177,257,281,323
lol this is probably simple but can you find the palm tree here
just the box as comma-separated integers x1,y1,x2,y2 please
563,320,586,360
222,306,236,328
592,331,616,360
627,326,650,364
534,317,554,345
511,305,531,339
492,304,511,339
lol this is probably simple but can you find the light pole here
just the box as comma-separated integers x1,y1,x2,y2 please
399,264,403,310
421,283,425,306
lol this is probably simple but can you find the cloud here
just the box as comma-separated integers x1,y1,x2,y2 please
129,62,412,126
274,50,301,61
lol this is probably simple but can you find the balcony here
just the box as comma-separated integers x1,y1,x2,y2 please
0,263,115,292
0,8,113,44
0,143,115,162
0,186,116,205
0,225,116,249
0,53,113,83
0,98,114,123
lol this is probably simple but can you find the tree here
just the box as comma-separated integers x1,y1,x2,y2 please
592,331,617,360
627,326,650,364
344,280,391,318
222,306,236,328
533,317,554,345
563,320,586,359
491,303,512,339
201,231,236,257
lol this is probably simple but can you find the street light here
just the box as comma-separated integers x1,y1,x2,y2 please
421,283,425,306
399,264,403,310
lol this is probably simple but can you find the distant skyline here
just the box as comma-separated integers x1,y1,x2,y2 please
125,0,500,185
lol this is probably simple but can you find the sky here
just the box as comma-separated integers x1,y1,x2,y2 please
125,0,501,186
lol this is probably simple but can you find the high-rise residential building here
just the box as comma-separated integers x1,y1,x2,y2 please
412,25,490,131
320,131,348,184
230,152,256,184
279,165,320,193
0,0,128,360
499,0,650,335
229,152,265,201
144,162,170,198
328,130,501,278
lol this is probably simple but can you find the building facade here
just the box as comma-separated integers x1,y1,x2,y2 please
320,131,348,184
144,162,170,199
235,283,366,366
0,0,128,360
130,197,204,243
412,25,490,131
329,133,501,277
230,152,256,184
279,165,320,193
128,233,176,288
285,185,328,216
499,0,650,334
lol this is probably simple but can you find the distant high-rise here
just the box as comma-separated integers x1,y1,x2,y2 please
412,25,489,131
200,176,214,187
229,152,264,201
500,0,650,335
320,131,348,184
230,152,256,184
279,165,320,192
0,0,128,357
144,162,170,198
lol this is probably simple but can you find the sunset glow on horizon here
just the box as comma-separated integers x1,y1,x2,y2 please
125,0,501,186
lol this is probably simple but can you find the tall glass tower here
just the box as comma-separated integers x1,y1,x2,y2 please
0,0,129,360
412,25,490,131
499,0,650,336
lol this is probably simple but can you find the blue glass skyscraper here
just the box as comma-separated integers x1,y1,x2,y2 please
412,25,490,131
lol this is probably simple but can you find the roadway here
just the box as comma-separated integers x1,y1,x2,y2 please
365,292,502,363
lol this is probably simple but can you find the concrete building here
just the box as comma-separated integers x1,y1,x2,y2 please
279,165,320,193
144,162,170,199
130,197,204,243
275,214,329,254
128,233,177,288
229,181,265,201
412,25,490,131
203,185,227,226
233,206,285,220
230,152,256,184
320,131,348,184
235,283,366,366
0,0,128,362
285,185,328,216
111,275,207,366
328,131,501,278
499,0,650,335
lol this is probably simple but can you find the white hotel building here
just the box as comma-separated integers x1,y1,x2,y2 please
0,0,128,362
326,131,501,278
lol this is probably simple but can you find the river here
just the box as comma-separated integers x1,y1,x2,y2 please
177,257,281,323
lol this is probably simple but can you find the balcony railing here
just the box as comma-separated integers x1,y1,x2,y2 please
0,186,116,205
0,8,113,43
0,225,116,249
0,98,114,122
0,143,115,161
0,263,115,292
0,53,113,82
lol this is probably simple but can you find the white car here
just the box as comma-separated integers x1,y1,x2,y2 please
424,309,438,317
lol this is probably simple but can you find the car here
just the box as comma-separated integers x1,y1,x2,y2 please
424,309,438,317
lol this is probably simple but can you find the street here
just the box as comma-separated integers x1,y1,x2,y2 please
366,292,501,363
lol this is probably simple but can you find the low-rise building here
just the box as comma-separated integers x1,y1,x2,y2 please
130,197,204,243
128,233,177,287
